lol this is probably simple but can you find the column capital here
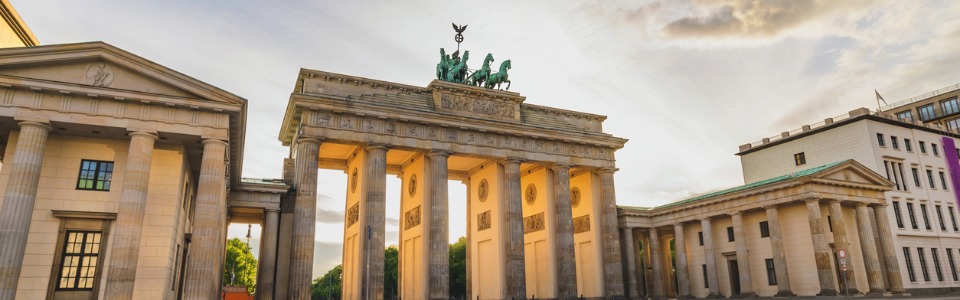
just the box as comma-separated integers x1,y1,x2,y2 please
265,208,280,213
127,130,159,141
296,137,322,145
597,167,618,174
201,138,229,147
366,143,390,151
550,163,573,171
805,198,821,205
762,205,779,211
500,158,523,165
17,120,52,131
427,149,452,158
854,202,869,208
828,198,843,204
673,222,685,228
700,215,714,222
729,211,743,217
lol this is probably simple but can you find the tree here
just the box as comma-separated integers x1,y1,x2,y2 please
312,265,342,300
449,237,467,299
384,246,398,299
223,238,257,294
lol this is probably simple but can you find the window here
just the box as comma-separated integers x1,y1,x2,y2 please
878,133,886,147
827,215,833,232
907,203,919,229
913,168,922,187
765,258,777,285
893,202,905,229
702,264,709,288
698,231,704,246
922,204,932,230
57,231,103,290
794,152,806,166
905,139,913,151
937,205,947,231
892,136,900,149
934,144,940,156
943,97,960,116
727,226,734,242
899,163,909,191
919,248,931,281
897,111,914,122
905,247,917,282
921,141,927,153
948,248,958,281
950,207,959,231
919,104,936,121
759,221,770,238
933,248,944,281
928,169,937,189
941,172,949,191
885,161,901,191
949,119,960,131
76,160,114,191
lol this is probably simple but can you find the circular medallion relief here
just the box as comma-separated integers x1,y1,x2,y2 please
408,174,417,197
525,184,537,205
478,179,489,202
571,187,581,208
84,63,115,87
351,168,358,193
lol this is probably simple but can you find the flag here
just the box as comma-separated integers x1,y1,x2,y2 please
876,89,888,112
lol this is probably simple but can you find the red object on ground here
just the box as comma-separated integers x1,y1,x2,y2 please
222,286,253,300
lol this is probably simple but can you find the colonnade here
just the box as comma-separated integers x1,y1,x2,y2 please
282,139,624,299
620,200,906,299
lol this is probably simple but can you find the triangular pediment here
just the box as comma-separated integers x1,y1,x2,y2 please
812,160,894,188
0,42,245,107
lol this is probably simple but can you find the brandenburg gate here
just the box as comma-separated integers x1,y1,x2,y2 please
275,68,628,299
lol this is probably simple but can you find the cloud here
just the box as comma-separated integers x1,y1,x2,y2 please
661,0,861,38
316,207,344,224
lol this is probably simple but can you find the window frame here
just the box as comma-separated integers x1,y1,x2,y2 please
919,247,931,282
913,168,922,188
947,248,958,281
878,133,886,147
55,231,103,291
921,203,932,230
933,144,940,156
943,97,960,116
937,205,947,231
765,258,777,285
950,207,959,232
933,248,944,281
907,202,919,229
897,111,913,122
698,231,704,246
793,152,806,166
46,211,114,299
905,138,913,152
920,141,927,154
919,104,936,121
905,247,917,282
893,202,905,228
75,159,115,191
927,169,936,189
727,226,734,242
892,136,900,149
759,221,770,238
702,264,709,288
941,171,949,191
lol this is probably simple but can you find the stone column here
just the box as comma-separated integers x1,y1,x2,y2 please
257,208,280,300
464,179,472,300
633,229,647,299
700,217,722,298
764,206,794,297
428,150,450,300
730,212,756,297
829,200,859,294
104,131,158,299
873,204,906,294
806,199,838,296
673,223,691,299
648,229,665,300
622,227,639,299
552,164,577,298
854,204,884,295
500,159,526,299
0,121,51,299
183,139,229,299
363,145,388,300
288,138,321,300
598,169,626,297
868,206,889,290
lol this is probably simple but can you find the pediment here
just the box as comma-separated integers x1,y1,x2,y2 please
813,160,894,188
0,42,245,107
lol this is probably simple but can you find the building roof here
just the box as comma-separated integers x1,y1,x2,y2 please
620,160,850,212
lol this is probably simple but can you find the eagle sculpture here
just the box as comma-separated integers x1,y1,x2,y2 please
452,23,467,34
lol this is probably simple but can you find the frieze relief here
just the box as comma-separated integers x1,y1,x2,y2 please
573,215,591,234
438,93,516,119
347,203,360,227
303,110,616,161
477,210,492,231
404,205,421,230
523,212,545,234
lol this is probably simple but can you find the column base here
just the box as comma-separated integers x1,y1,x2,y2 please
774,290,796,297
706,292,725,298
732,292,757,298
865,288,888,297
816,288,838,296
890,290,910,296
676,294,694,300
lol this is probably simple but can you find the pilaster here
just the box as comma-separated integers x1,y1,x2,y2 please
288,137,321,300
597,169,625,297
183,139,229,299
257,208,280,300
648,228,665,300
500,159,526,299
621,227,638,299
427,150,450,300
673,223,692,299
362,144,388,300
551,164,577,298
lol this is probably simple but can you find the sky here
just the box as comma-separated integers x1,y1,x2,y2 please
12,0,960,277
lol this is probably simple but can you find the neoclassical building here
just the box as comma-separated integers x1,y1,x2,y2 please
617,160,903,298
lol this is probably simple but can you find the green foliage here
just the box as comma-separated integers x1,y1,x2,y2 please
311,238,468,300
312,265,342,300
223,238,257,294
449,237,467,299
384,246,398,299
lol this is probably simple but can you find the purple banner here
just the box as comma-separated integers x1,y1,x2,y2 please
941,137,960,208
